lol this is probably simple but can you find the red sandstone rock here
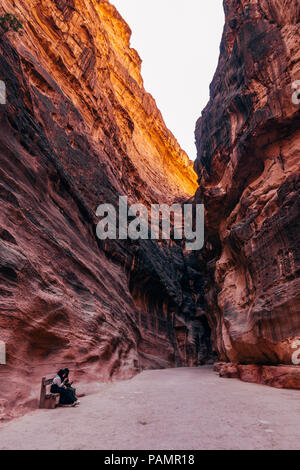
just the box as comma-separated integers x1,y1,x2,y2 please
219,363,239,379
213,361,225,373
260,365,300,389
237,365,262,384
1,0,298,423
195,0,300,366
215,362,300,389
0,0,202,421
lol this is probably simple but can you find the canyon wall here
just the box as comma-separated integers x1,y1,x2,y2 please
0,0,208,420
195,0,300,366
1,0,299,420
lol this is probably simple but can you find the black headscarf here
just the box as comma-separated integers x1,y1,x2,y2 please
57,369,66,380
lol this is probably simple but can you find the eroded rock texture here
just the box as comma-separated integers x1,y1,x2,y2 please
195,0,300,366
0,0,207,420
214,362,300,389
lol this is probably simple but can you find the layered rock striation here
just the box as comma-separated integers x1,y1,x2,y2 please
1,0,299,420
0,0,207,420
195,0,300,367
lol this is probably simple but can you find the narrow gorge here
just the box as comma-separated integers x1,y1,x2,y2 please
0,0,299,421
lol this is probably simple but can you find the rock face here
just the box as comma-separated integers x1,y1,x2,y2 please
195,0,300,366
1,0,299,421
214,362,300,389
0,0,208,420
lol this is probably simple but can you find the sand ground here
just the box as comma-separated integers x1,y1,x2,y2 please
0,366,299,450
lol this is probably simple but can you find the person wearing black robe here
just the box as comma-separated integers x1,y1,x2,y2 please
64,368,77,400
50,369,79,405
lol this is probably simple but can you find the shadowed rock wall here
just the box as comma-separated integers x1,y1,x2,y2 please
194,0,300,365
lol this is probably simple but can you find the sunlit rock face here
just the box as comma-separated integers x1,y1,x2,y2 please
195,0,300,365
0,0,202,419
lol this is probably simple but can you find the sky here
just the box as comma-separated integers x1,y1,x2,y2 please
112,1,225,160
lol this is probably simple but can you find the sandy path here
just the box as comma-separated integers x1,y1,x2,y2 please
0,367,299,450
